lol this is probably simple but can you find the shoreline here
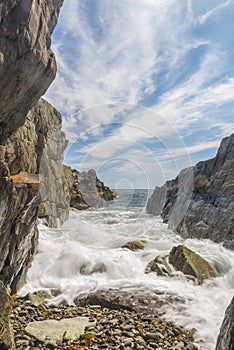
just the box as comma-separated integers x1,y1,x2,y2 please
12,290,198,350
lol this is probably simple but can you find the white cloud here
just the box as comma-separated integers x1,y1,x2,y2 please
44,0,234,187
46,0,201,114
197,0,232,24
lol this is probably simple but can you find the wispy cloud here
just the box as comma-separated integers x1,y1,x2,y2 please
45,0,234,187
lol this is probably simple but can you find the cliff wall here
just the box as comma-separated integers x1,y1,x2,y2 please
147,134,234,249
0,2,63,348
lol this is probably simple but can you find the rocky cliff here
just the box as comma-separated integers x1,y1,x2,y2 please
0,0,63,141
70,168,116,210
0,1,64,348
147,134,234,249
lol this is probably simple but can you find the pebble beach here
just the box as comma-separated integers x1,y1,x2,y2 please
11,292,198,350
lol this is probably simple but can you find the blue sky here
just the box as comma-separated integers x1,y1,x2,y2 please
46,0,234,189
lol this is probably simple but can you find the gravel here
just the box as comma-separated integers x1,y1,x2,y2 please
11,292,198,350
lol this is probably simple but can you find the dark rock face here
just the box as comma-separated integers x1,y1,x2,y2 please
216,297,234,350
0,0,63,141
0,2,63,347
0,99,68,290
168,245,219,283
147,134,234,249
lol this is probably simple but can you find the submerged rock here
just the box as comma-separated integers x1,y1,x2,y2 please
122,240,147,251
147,133,234,249
216,296,234,350
169,245,219,283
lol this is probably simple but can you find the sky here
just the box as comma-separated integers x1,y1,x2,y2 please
45,0,234,189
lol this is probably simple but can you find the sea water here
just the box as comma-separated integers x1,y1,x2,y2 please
21,189,234,349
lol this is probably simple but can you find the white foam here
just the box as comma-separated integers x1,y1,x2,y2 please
21,208,234,350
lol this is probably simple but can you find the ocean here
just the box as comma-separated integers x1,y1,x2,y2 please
21,189,234,349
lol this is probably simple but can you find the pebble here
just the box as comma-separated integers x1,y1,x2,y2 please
11,292,198,350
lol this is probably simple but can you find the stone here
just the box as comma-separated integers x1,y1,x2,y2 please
122,240,147,251
169,245,219,283
25,290,52,307
25,317,96,345
216,297,234,350
145,255,172,276
0,281,15,350
147,133,234,250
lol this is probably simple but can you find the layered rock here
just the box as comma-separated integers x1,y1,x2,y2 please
216,296,234,350
0,0,63,141
147,134,234,249
0,1,63,347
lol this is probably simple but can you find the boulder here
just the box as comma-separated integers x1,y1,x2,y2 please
216,296,234,350
25,317,96,345
169,245,219,283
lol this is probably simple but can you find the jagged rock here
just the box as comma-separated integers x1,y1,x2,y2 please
0,0,64,293
0,281,15,350
147,134,234,249
216,296,234,350
96,178,117,201
122,240,147,251
0,0,64,141
145,255,172,276
169,245,219,283
70,168,116,210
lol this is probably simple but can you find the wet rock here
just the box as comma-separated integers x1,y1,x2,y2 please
216,296,234,350
145,256,172,276
147,133,234,250
122,240,147,251
169,245,219,283
74,289,184,315
80,262,107,275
